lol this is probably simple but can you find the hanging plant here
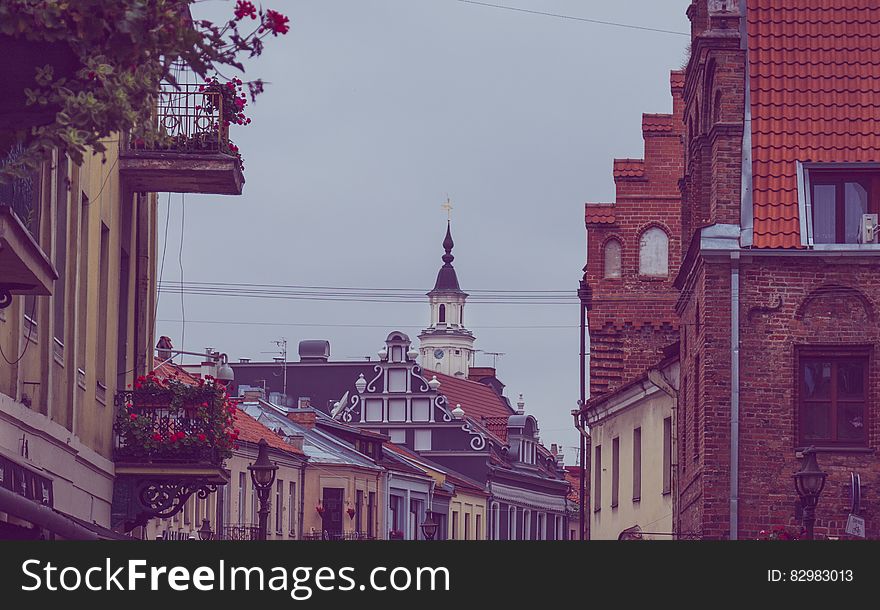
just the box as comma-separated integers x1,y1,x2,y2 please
113,371,239,464
0,0,290,182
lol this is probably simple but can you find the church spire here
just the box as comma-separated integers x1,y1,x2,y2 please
431,221,462,293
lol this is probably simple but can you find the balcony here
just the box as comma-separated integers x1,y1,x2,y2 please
0,166,57,307
302,531,376,540
220,524,261,541
110,378,233,532
119,84,244,195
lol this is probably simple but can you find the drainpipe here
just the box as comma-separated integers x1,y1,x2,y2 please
298,460,305,540
730,251,741,540
647,368,679,539
385,471,392,540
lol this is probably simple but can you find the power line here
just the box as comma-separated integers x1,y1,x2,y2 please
156,281,579,305
453,0,690,37
157,318,584,330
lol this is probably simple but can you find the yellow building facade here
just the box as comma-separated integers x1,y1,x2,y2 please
0,140,158,537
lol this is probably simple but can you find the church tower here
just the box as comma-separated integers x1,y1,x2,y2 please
418,222,475,377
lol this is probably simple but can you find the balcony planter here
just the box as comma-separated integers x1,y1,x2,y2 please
113,372,238,466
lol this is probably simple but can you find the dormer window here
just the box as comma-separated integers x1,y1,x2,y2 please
808,170,878,244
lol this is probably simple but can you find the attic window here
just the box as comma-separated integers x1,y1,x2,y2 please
808,171,879,244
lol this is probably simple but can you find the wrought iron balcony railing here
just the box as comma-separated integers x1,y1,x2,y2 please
119,82,245,195
0,166,39,240
127,84,230,156
302,531,376,540
221,524,261,541
113,387,232,466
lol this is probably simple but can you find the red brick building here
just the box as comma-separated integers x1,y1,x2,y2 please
584,71,685,398
676,0,880,539
582,0,880,540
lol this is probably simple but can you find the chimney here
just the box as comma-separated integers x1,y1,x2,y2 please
288,409,316,430
283,434,305,452
156,336,174,361
516,394,525,415
468,367,496,382
299,340,330,362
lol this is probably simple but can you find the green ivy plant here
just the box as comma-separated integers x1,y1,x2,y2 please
0,0,289,181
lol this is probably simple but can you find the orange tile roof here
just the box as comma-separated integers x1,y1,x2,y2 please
151,361,201,386
480,415,510,443
642,113,674,133
584,204,616,225
425,369,514,423
670,70,685,89
746,0,880,248
613,158,645,179
564,466,583,505
234,408,305,456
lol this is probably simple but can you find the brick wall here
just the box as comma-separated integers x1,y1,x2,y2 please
585,70,684,397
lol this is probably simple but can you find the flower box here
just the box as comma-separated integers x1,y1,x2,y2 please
113,373,237,465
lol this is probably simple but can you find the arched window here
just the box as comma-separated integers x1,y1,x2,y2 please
459,305,464,326
603,239,622,278
713,88,722,125
639,227,669,277
439,304,446,323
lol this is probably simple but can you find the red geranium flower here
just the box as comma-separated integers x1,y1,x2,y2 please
197,433,207,442
233,0,257,21
262,9,290,36
152,433,162,442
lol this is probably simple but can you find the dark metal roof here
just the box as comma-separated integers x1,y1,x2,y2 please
430,222,463,293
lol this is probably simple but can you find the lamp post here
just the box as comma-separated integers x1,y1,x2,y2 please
794,447,827,540
248,438,278,541
197,518,214,541
420,512,438,541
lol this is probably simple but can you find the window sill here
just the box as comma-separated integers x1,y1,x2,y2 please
795,446,874,455
632,496,641,503
638,275,669,282
808,244,880,251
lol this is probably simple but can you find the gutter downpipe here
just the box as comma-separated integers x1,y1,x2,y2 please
730,251,741,540
647,368,678,539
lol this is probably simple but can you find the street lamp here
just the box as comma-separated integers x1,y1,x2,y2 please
248,438,278,540
420,512,438,541
794,447,827,540
197,518,214,541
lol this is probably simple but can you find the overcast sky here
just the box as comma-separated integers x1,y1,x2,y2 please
157,0,691,463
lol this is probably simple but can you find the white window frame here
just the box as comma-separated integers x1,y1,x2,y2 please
798,161,880,250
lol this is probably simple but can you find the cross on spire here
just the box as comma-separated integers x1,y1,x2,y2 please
441,196,453,221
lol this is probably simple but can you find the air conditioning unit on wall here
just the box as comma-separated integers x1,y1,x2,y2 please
858,214,879,244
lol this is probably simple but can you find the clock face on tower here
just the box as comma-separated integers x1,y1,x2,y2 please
433,349,445,360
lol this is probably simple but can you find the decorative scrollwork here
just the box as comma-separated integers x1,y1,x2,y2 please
136,479,218,521
461,421,487,451
342,395,360,423
410,365,430,392
747,295,784,321
365,365,383,393
434,394,453,422
0,288,12,310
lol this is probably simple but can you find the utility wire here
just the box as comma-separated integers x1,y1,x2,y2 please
453,0,690,37
157,318,583,330
178,194,186,363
